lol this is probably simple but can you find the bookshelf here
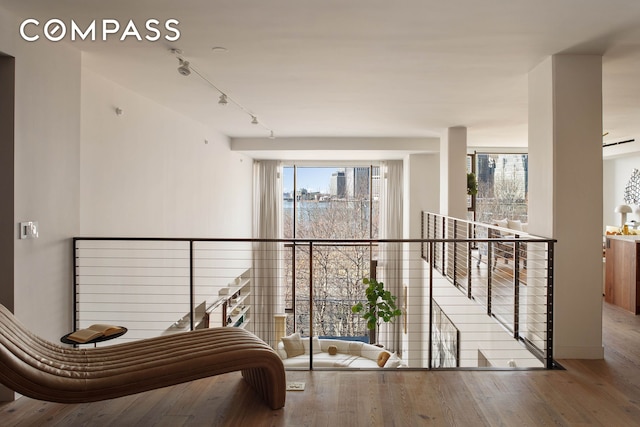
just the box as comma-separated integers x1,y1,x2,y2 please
207,268,252,330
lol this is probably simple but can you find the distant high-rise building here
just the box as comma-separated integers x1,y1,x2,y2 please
340,167,374,200
353,167,370,199
330,166,379,200
371,166,380,200
330,171,346,198
342,167,354,199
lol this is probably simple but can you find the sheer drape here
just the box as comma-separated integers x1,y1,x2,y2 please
253,160,283,348
378,160,404,352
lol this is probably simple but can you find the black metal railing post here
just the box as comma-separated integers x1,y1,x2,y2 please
452,219,458,286
421,212,425,259
288,243,296,331
487,241,493,316
546,241,555,369
513,241,520,340
467,223,473,299
428,241,434,370
189,240,195,331
72,238,78,331
430,214,436,266
441,216,446,273
309,241,314,369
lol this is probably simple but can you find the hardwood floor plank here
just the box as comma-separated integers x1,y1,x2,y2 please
2,301,640,426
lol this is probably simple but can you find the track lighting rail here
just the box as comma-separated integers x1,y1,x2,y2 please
171,49,274,138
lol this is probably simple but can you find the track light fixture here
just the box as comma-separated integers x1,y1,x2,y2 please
177,58,191,76
170,49,274,138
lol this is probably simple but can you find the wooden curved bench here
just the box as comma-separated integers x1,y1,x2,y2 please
0,304,285,409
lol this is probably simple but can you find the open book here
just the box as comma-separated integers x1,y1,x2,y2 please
67,324,124,343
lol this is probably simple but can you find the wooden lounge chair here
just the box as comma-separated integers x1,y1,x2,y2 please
0,304,285,409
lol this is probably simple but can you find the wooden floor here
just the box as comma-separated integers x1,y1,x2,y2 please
2,301,639,426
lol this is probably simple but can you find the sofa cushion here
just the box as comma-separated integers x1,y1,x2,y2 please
281,333,304,358
494,219,508,229
334,355,361,367
280,352,379,368
328,345,337,355
507,219,522,231
321,339,351,354
302,336,323,354
348,341,363,356
386,352,402,368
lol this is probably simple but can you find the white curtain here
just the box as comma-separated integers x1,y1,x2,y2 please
253,160,283,347
378,160,404,352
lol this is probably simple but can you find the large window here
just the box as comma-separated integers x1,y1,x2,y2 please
283,165,380,339
283,166,379,239
473,153,528,223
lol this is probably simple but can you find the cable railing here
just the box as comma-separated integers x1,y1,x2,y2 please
422,212,555,368
73,218,556,370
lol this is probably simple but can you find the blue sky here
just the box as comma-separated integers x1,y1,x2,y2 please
283,167,338,194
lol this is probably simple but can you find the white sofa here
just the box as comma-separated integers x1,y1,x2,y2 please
276,335,404,368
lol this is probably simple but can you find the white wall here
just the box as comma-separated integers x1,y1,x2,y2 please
604,153,640,228
404,153,440,238
0,6,81,347
77,70,254,344
80,69,253,238
0,7,254,403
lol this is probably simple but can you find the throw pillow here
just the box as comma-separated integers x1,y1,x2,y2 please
328,345,338,355
312,336,322,354
377,351,391,367
302,336,323,354
507,219,522,231
385,352,402,368
281,332,304,358
494,219,508,229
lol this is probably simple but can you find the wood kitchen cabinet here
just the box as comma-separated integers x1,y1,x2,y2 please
605,236,640,314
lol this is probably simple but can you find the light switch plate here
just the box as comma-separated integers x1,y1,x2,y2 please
19,221,39,239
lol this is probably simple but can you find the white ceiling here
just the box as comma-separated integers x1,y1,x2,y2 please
3,0,640,156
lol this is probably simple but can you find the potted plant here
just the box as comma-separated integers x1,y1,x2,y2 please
351,277,402,345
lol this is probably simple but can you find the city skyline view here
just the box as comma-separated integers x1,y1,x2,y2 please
283,167,337,194
283,166,381,200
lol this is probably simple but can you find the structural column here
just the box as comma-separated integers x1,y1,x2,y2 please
0,54,14,313
403,153,440,367
440,127,468,220
0,54,15,402
528,55,603,359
